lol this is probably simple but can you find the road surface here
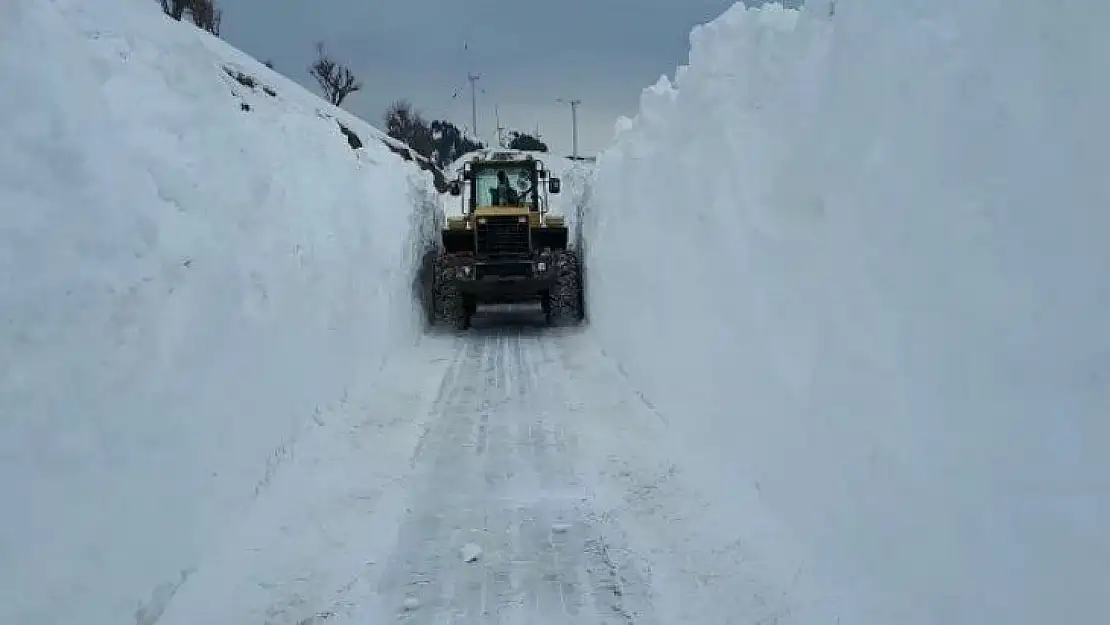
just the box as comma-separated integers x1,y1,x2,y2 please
374,314,659,624
156,312,790,625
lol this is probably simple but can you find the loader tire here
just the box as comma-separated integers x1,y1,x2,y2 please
418,249,437,326
545,250,584,326
431,253,469,330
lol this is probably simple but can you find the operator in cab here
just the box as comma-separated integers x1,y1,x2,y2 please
492,169,520,205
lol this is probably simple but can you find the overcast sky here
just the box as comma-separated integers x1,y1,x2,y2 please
213,0,800,157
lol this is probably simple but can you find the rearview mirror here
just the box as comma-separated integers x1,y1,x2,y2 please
448,180,461,196
549,177,561,194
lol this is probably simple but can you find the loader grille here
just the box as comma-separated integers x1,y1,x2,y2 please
476,216,530,256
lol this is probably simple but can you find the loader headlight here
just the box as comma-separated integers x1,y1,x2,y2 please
536,261,547,272
456,265,473,279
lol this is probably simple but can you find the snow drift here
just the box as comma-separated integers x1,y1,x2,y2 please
584,1,1110,623
0,1,437,623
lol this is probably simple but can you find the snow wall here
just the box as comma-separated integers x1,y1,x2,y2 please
0,1,439,623
584,1,1110,623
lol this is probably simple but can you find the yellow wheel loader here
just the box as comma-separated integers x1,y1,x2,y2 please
424,151,584,330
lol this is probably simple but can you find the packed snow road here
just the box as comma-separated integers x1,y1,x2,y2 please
153,312,787,625
365,314,795,624
376,317,657,623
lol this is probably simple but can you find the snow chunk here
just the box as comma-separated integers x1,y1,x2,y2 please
460,542,483,563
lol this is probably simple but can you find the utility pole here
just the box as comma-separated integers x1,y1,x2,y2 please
468,72,480,140
557,98,581,159
495,105,506,148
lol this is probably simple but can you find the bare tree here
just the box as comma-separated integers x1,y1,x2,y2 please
308,42,362,106
159,0,189,20
383,99,439,161
188,0,221,35
159,0,221,35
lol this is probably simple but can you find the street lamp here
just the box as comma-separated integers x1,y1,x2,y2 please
556,97,581,159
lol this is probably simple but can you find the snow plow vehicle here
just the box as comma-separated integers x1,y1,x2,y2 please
423,151,584,329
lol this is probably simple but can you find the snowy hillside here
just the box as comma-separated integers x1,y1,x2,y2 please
584,1,1110,623
0,1,438,623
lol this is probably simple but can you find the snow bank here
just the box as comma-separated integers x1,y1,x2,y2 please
585,1,1110,623
0,1,437,623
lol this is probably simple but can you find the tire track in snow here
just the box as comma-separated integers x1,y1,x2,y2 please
409,338,467,469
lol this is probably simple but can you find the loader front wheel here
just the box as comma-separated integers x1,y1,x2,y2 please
545,250,584,326
431,254,469,331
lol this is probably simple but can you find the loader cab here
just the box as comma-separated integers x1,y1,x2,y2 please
448,153,561,216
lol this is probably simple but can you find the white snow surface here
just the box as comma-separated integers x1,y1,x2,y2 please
585,1,1110,624
7,0,1110,624
0,1,438,623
